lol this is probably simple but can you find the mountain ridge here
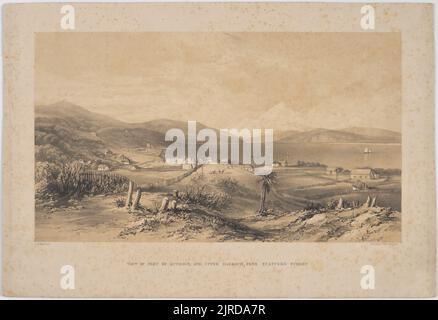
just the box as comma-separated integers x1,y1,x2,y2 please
276,127,400,144
35,101,401,164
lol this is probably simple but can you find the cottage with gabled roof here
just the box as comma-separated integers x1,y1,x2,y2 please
350,168,378,180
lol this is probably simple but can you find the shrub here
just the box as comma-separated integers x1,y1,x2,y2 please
215,178,239,194
35,161,130,200
35,162,59,199
190,173,205,183
373,168,401,176
115,197,126,208
304,201,324,210
180,185,231,210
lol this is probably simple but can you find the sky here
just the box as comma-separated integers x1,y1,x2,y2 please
35,32,401,132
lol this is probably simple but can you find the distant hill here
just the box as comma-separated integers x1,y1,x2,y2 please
36,101,124,131
35,115,107,163
277,128,401,144
35,101,215,164
340,127,401,143
96,127,165,148
35,101,401,164
139,119,212,136
273,129,301,141
35,101,163,163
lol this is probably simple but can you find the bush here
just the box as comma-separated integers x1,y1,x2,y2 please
35,161,62,198
296,160,326,168
180,185,231,210
373,168,401,176
115,197,126,208
190,173,205,183
215,178,239,194
35,161,130,200
35,145,68,164
304,201,324,210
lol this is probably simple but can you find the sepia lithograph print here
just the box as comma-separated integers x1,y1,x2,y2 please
34,32,402,242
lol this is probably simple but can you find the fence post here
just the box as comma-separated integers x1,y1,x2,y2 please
370,196,377,208
159,197,169,212
364,195,371,207
125,181,134,209
132,189,142,210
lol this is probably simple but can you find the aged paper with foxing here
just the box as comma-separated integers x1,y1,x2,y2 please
2,3,435,298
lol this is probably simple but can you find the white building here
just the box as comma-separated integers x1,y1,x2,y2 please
350,168,379,180
97,164,110,171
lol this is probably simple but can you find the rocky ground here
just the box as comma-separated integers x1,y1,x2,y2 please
118,204,400,242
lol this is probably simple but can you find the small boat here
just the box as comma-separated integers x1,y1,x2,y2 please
363,147,372,154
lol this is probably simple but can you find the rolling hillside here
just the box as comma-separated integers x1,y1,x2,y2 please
96,127,165,148
35,102,212,163
141,119,210,135
35,101,401,164
277,128,401,144
340,127,401,142
36,101,124,130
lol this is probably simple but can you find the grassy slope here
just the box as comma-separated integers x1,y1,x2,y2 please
35,164,401,242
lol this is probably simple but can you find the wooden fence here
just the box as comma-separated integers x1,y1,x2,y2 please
77,165,202,196
139,164,203,191
77,170,136,194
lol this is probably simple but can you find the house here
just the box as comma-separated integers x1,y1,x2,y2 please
97,164,110,171
350,168,378,180
273,161,282,167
